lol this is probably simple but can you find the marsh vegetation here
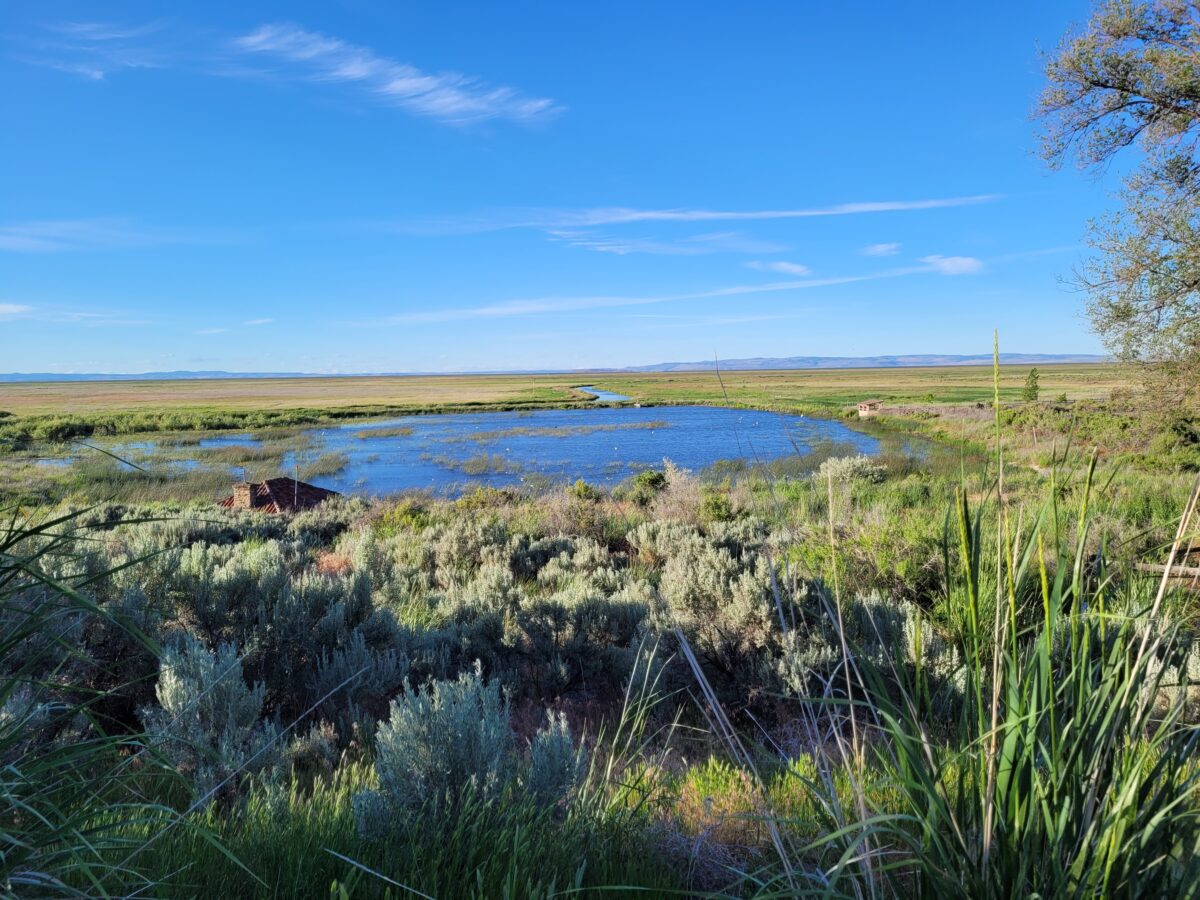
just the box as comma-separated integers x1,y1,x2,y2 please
0,405,890,505
4,355,1199,896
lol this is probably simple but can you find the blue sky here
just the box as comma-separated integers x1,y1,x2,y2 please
1,1,1116,373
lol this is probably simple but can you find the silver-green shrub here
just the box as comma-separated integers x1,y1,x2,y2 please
359,663,514,821
141,635,281,803
433,518,509,590
535,537,625,593
0,685,58,763
353,665,586,839
812,454,887,484
657,543,777,666
310,629,410,729
778,591,965,715
451,560,522,614
705,516,770,556
528,710,587,805
509,534,577,580
627,520,702,565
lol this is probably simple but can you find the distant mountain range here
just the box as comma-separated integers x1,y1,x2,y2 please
0,371,312,383
0,354,1106,383
620,353,1107,372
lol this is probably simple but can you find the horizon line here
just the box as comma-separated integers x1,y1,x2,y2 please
0,353,1111,384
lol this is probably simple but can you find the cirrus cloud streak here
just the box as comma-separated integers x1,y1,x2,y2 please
232,24,560,125
405,194,1001,235
385,251,987,324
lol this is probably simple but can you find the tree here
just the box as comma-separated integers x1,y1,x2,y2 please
1039,0,1200,412
1023,368,1041,402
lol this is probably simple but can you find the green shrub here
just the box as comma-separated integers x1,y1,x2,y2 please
569,479,602,501
624,469,668,507
376,498,431,533
1021,366,1040,401
633,469,667,491
699,490,737,523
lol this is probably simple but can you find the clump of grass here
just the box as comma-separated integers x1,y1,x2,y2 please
134,765,675,899
194,444,283,464
858,473,1200,896
353,426,414,439
445,420,670,444
428,452,523,476
0,505,199,895
300,451,349,477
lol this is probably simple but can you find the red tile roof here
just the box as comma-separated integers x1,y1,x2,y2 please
218,477,339,513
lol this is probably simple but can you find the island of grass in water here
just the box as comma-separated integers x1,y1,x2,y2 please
86,404,885,496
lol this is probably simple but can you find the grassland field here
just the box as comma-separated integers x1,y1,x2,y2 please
0,362,1124,417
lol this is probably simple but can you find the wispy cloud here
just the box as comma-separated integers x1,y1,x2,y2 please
17,20,168,80
547,230,787,256
0,303,152,326
637,312,816,329
919,254,983,275
195,318,272,332
54,21,165,43
231,24,560,125
17,20,559,127
407,194,1001,234
386,251,992,324
386,268,928,324
748,260,811,276
59,313,155,327
862,242,901,256
0,218,189,253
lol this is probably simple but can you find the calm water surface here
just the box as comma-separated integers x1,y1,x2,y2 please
301,405,877,495
85,405,884,496
575,385,631,403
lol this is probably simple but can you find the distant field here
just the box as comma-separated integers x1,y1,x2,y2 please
0,361,1144,505
0,374,591,416
599,363,1125,410
0,363,1128,417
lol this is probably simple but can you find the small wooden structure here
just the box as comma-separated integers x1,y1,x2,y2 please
857,399,883,417
1136,550,1200,592
1136,562,1200,579
1137,495,1200,591
218,477,339,514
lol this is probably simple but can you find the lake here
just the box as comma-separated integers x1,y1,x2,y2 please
295,405,879,495
88,404,885,496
